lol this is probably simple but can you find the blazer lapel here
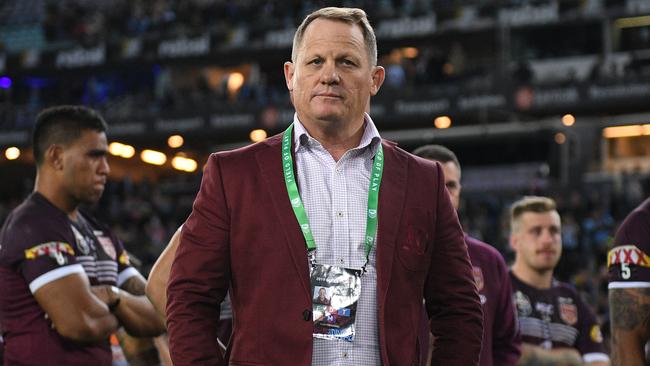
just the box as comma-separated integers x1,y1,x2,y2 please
256,135,312,302
376,141,408,306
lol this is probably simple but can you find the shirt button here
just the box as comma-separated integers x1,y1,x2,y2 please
336,167,342,173
342,352,348,358
336,211,344,218
338,258,345,265
303,309,312,321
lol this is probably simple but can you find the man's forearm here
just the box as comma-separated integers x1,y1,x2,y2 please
112,276,166,336
517,344,582,366
609,287,650,366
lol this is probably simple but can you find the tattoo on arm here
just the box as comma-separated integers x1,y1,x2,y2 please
121,275,147,296
609,288,650,331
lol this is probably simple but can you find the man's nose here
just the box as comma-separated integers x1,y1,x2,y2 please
99,156,110,175
540,229,556,244
319,61,340,84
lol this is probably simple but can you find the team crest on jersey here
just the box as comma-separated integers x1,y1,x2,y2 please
558,297,578,325
24,242,75,266
607,245,650,268
71,225,91,255
514,291,532,316
472,266,484,291
97,236,116,260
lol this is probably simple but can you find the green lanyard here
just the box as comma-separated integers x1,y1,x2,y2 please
282,124,384,267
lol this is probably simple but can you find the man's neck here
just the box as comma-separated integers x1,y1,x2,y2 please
34,173,79,221
511,262,554,289
299,117,366,162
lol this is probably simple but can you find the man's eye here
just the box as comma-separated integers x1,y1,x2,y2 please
310,59,322,65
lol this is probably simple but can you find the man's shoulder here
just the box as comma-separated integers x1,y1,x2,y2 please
208,133,282,165
551,280,581,298
1,195,70,257
466,235,508,267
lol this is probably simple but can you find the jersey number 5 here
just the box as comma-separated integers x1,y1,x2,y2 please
621,263,631,279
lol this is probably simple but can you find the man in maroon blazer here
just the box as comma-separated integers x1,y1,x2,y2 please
166,7,483,366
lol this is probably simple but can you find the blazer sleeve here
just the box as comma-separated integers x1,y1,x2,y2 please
492,255,522,366
424,163,483,365
167,153,231,365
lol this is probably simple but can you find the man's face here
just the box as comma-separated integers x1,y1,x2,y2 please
284,18,384,127
440,161,461,211
319,288,326,297
511,211,562,273
60,130,110,205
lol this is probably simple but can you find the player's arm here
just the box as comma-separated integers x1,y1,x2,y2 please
607,206,650,366
517,344,582,366
145,227,182,318
93,274,166,337
167,154,231,364
34,272,119,342
425,162,483,364
492,257,522,366
609,287,650,366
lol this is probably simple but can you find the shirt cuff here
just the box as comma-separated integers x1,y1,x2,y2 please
583,352,610,363
29,264,85,293
608,281,650,289
117,267,140,287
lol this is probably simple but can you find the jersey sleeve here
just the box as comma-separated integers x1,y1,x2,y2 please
112,234,139,287
574,296,609,363
2,215,84,294
608,206,650,288
491,253,522,366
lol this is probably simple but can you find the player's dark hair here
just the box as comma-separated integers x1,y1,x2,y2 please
412,144,461,171
32,105,108,166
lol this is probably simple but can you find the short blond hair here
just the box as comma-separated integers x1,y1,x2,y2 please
510,196,557,233
291,7,377,66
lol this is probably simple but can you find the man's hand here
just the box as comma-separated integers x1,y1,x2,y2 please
518,344,582,366
90,285,118,306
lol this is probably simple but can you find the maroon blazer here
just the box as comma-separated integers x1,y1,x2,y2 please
166,134,483,366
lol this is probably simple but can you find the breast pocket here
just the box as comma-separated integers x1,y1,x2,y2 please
397,208,431,272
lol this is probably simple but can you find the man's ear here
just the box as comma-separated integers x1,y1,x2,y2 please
284,61,295,92
370,65,385,96
509,233,518,252
46,145,64,171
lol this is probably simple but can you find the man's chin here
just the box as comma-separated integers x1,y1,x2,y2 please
81,191,104,205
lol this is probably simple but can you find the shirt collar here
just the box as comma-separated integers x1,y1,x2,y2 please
291,113,382,156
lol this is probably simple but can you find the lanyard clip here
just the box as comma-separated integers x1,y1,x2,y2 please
308,250,317,267
360,258,370,276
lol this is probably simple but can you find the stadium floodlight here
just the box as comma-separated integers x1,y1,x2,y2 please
141,149,167,166
168,135,184,148
434,116,452,129
171,156,197,172
249,129,267,142
603,124,650,139
227,72,245,94
109,142,135,158
561,114,575,127
401,47,418,58
4,147,20,160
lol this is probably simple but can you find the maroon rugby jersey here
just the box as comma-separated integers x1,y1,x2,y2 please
510,272,609,364
0,193,138,366
465,235,521,366
608,198,650,287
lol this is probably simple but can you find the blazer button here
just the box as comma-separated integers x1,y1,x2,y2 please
303,309,312,321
